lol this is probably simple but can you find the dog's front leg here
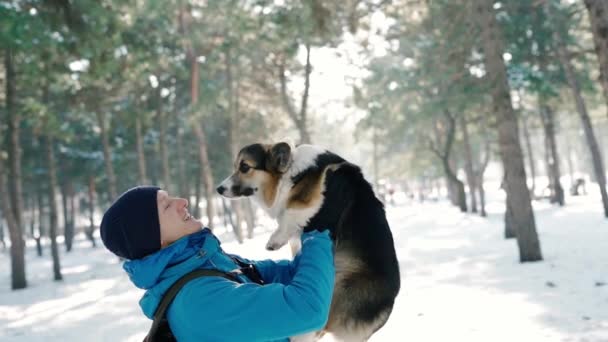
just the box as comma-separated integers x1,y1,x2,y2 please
266,211,297,251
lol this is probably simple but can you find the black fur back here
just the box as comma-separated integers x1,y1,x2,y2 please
302,160,401,295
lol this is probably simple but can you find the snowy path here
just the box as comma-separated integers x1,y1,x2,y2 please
1,194,607,341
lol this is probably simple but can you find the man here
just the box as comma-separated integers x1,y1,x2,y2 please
100,186,334,341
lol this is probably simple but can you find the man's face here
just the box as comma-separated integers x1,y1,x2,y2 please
157,190,202,247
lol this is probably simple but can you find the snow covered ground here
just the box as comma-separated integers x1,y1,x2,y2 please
1,187,607,342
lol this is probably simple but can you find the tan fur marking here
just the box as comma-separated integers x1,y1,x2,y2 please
287,163,342,209
261,172,280,207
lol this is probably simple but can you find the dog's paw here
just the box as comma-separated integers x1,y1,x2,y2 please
265,239,286,251
266,232,289,251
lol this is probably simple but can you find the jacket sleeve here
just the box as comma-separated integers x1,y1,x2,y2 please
168,230,335,342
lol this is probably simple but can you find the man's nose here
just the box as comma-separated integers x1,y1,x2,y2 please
177,197,188,208
217,185,226,195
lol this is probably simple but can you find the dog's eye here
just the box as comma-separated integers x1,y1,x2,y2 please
239,163,251,173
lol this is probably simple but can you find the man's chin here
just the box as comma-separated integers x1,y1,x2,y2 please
188,220,203,231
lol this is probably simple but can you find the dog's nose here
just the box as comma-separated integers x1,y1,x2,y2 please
216,186,225,195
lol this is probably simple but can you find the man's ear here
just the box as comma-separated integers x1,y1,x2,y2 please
267,142,292,173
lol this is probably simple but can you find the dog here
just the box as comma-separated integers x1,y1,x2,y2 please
217,142,401,341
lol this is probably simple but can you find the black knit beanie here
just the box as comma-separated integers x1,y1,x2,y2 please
100,186,161,260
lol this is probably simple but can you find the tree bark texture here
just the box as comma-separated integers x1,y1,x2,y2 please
475,0,543,262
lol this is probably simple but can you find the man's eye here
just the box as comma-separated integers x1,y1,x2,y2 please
240,164,251,173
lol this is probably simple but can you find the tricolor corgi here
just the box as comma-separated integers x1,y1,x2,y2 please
217,142,400,341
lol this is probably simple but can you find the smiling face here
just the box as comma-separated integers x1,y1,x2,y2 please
157,190,202,247
216,142,292,207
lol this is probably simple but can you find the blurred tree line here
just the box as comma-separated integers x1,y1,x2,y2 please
0,0,375,289
1,0,608,290
356,0,608,264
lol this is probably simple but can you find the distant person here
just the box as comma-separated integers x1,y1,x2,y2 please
100,186,334,342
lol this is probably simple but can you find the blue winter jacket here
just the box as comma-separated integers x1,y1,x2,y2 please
123,228,335,342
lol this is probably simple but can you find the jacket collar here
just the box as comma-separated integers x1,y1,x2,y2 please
122,228,219,290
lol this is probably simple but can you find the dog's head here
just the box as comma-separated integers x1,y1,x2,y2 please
216,142,292,206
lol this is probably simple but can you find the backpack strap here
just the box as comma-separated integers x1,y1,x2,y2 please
228,255,265,285
147,269,243,341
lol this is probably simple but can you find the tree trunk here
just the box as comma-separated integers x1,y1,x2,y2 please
564,128,575,185
475,0,543,262
61,182,75,252
87,176,97,247
37,187,45,257
225,48,245,241
0,211,6,250
430,111,467,212
2,48,27,289
190,58,216,229
175,112,187,197
6,50,24,235
194,165,201,219
0,153,27,289
584,0,608,119
192,121,216,230
504,194,516,239
442,159,467,212
475,130,491,217
460,115,478,212
521,115,536,196
539,102,565,206
553,21,608,217
278,43,313,145
158,84,171,191
45,135,63,281
135,114,148,184
179,5,216,229
96,112,118,200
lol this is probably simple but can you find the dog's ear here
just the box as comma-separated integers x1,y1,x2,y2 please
267,142,292,173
